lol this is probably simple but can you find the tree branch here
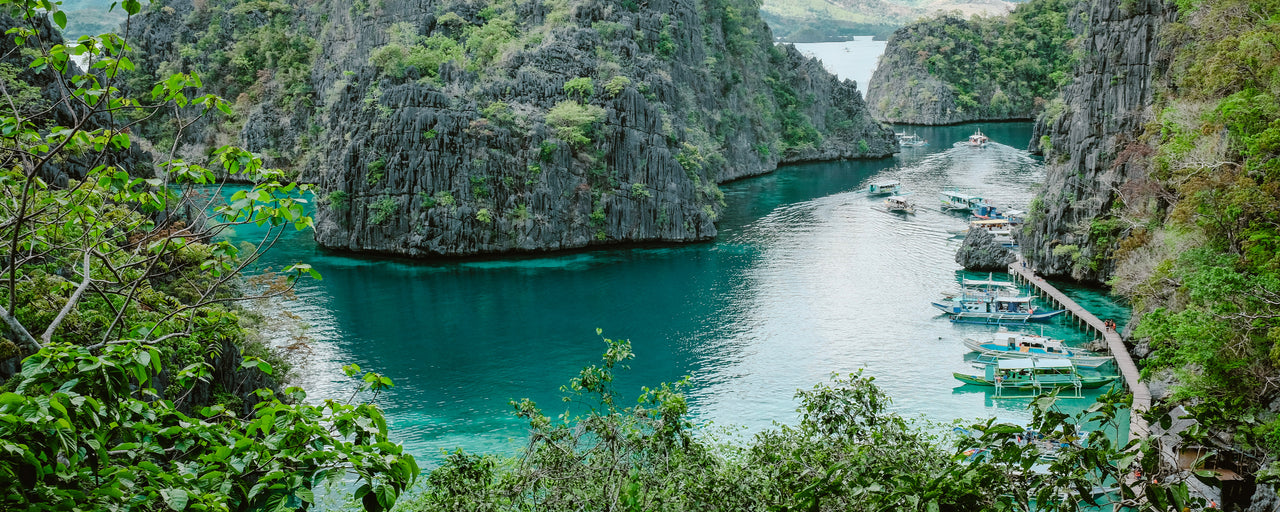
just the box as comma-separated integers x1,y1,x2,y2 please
40,249,92,345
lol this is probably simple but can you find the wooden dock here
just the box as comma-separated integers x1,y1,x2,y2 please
1007,258,1151,441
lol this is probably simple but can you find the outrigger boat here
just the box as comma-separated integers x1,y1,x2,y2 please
939,188,989,212
867,180,902,196
964,333,1114,369
932,293,1066,323
898,133,928,147
953,358,1119,398
883,195,916,214
969,129,989,147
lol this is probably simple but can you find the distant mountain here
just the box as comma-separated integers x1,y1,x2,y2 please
762,0,1020,41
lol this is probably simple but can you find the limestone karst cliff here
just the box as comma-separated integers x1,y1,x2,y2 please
123,0,896,257
1020,0,1176,281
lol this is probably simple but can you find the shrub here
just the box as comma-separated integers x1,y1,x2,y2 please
604,75,631,97
476,208,493,223
327,190,350,210
564,77,594,100
370,195,399,225
546,101,606,149
631,182,650,198
366,157,386,185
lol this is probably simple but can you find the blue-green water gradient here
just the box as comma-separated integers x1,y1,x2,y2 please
220,122,1132,464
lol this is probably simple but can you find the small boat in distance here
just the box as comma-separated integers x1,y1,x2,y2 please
969,129,989,147
883,195,916,214
898,133,928,147
867,180,902,196
953,358,1118,398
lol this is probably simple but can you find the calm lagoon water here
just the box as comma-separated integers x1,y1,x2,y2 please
222,41,1131,464
226,124,1130,463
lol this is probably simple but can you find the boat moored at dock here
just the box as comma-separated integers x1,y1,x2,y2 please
964,332,1114,369
932,293,1065,323
953,358,1118,398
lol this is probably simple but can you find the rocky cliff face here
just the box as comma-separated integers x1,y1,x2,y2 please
865,0,1074,125
955,227,1016,271
1020,0,1176,281
126,0,895,257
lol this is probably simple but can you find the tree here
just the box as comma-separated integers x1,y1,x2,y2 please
0,1,414,509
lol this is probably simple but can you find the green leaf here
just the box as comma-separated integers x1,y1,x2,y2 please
160,488,188,511
52,10,66,29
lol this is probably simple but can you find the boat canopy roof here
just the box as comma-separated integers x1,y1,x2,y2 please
944,192,984,201
971,219,1012,226
998,359,1075,370
871,180,900,187
994,296,1035,303
962,277,1015,287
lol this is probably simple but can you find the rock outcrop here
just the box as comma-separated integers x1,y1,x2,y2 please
1020,0,1177,281
124,0,895,257
955,228,1016,270
864,0,1074,125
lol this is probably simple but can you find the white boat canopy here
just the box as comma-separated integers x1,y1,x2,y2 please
997,359,1075,370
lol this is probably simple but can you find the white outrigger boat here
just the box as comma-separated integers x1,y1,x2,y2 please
964,332,1114,369
898,133,928,147
883,195,916,214
867,180,902,196
939,188,989,212
932,293,1066,323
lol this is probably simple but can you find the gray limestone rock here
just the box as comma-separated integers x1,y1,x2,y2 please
124,0,897,258
1021,0,1177,282
955,227,1017,271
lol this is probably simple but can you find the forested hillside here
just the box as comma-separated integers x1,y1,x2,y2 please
864,0,1075,124
1015,0,1280,493
761,0,1017,41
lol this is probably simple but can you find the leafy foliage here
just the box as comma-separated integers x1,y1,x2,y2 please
0,2,414,509
1106,0,1280,457
408,335,1194,511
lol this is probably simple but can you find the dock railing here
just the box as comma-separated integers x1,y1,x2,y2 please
1007,257,1151,441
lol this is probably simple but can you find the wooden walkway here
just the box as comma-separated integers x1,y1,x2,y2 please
1007,258,1151,441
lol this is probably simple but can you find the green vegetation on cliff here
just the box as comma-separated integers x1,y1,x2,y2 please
865,0,1075,124
1100,0,1280,457
761,0,1018,41
120,0,895,257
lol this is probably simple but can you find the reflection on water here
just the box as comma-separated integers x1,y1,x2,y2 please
227,122,1130,463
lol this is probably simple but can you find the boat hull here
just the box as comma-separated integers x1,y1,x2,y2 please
952,373,1119,390
931,304,1066,323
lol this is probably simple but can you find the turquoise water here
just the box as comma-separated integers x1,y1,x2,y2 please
222,121,1132,464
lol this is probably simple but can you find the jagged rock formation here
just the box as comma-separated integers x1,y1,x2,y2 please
864,0,1075,125
955,227,1016,271
124,0,895,257
1020,0,1176,281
